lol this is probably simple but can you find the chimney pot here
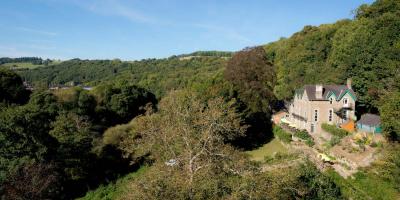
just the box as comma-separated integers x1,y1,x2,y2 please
347,78,352,89
316,85,323,99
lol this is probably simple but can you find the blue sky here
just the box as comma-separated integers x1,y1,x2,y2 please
0,0,374,60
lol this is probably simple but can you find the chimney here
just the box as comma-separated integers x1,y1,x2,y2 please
347,78,352,89
316,84,323,99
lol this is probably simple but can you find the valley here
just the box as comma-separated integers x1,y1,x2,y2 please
1,0,400,199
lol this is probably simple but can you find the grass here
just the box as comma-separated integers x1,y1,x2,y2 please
264,151,299,164
326,169,399,200
246,138,288,162
0,60,62,69
1,62,44,69
78,166,148,200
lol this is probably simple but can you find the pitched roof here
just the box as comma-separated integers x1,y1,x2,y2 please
300,84,356,101
358,113,381,126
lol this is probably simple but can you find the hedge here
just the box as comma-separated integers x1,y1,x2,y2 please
294,129,314,147
322,123,349,138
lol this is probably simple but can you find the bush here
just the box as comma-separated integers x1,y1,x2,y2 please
329,136,342,147
294,130,315,147
370,142,377,148
273,126,292,143
294,130,311,140
322,123,349,138
305,139,315,147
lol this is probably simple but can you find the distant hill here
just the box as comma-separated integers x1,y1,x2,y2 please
0,57,61,70
18,56,227,98
176,51,234,60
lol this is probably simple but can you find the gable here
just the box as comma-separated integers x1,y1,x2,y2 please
326,91,337,100
294,84,356,102
338,89,357,101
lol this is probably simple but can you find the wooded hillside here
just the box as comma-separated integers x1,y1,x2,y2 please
1,1,399,199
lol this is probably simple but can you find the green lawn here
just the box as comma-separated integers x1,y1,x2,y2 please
246,138,288,161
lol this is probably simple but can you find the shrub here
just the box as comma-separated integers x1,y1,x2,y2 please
370,142,377,148
322,123,349,138
273,126,292,143
329,136,342,147
294,130,315,147
294,130,311,140
305,139,315,147
376,141,384,148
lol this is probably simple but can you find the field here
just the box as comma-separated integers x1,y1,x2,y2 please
0,60,62,69
246,138,288,161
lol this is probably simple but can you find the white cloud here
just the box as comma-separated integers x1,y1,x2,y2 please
70,0,157,24
15,27,58,36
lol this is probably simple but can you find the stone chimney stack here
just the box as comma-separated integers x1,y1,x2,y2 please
347,78,352,89
316,85,323,99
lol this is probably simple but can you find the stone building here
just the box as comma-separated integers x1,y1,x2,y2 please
287,79,356,135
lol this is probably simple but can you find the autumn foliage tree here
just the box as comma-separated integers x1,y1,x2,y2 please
224,47,276,148
225,46,276,114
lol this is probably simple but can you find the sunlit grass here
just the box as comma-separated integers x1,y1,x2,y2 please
246,138,288,161
1,60,62,69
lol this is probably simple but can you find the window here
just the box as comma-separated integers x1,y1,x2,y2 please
311,124,315,133
329,109,333,122
343,98,348,105
344,110,348,121
314,110,318,122
330,98,333,104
